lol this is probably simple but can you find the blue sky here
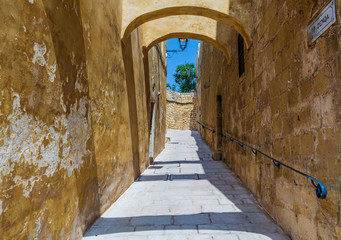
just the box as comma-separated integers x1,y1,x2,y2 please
166,39,200,92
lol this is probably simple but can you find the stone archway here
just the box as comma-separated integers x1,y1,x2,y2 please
122,0,252,45
141,15,232,62
122,0,230,34
121,6,252,49
146,32,231,63
120,0,253,195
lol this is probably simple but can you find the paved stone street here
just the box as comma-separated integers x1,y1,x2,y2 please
83,130,290,240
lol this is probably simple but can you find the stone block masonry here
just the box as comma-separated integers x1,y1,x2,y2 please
166,90,197,130
196,1,341,239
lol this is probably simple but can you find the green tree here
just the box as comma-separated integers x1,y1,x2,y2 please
173,63,196,93
166,83,177,91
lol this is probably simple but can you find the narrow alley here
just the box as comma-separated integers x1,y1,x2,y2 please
83,130,289,240
1,1,340,239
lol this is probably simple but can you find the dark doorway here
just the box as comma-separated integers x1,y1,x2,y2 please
149,103,156,161
217,95,222,150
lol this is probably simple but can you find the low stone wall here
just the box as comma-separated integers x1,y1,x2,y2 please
166,90,197,130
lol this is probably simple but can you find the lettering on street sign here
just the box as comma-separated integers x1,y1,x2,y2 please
308,0,336,44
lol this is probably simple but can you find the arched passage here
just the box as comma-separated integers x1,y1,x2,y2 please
122,0,231,31
119,3,252,203
141,15,232,62
122,6,252,48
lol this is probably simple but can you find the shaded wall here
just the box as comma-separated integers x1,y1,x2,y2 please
197,1,341,239
148,44,168,158
0,0,166,239
166,91,197,130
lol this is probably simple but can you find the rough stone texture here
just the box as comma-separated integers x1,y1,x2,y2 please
83,130,290,240
0,1,166,239
166,91,197,130
197,1,341,239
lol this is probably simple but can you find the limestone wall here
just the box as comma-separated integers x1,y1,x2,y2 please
197,1,341,239
0,1,166,239
166,91,197,130
149,44,168,159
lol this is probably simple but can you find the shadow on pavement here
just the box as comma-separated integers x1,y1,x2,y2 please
83,130,289,240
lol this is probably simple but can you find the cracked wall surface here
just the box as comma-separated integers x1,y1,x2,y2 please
0,0,167,239
0,1,98,238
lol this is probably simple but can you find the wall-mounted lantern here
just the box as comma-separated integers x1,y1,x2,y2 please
178,38,188,51
166,38,189,58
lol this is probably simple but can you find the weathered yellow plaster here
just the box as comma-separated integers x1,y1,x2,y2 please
0,0,167,239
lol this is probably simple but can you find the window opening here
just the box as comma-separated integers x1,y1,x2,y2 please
238,34,245,77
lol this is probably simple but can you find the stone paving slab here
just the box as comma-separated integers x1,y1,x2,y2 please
83,130,290,240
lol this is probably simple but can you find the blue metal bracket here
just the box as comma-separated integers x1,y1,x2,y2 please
310,178,327,199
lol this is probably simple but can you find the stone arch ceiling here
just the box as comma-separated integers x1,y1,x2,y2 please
142,16,232,63
122,0,230,30
121,0,252,48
